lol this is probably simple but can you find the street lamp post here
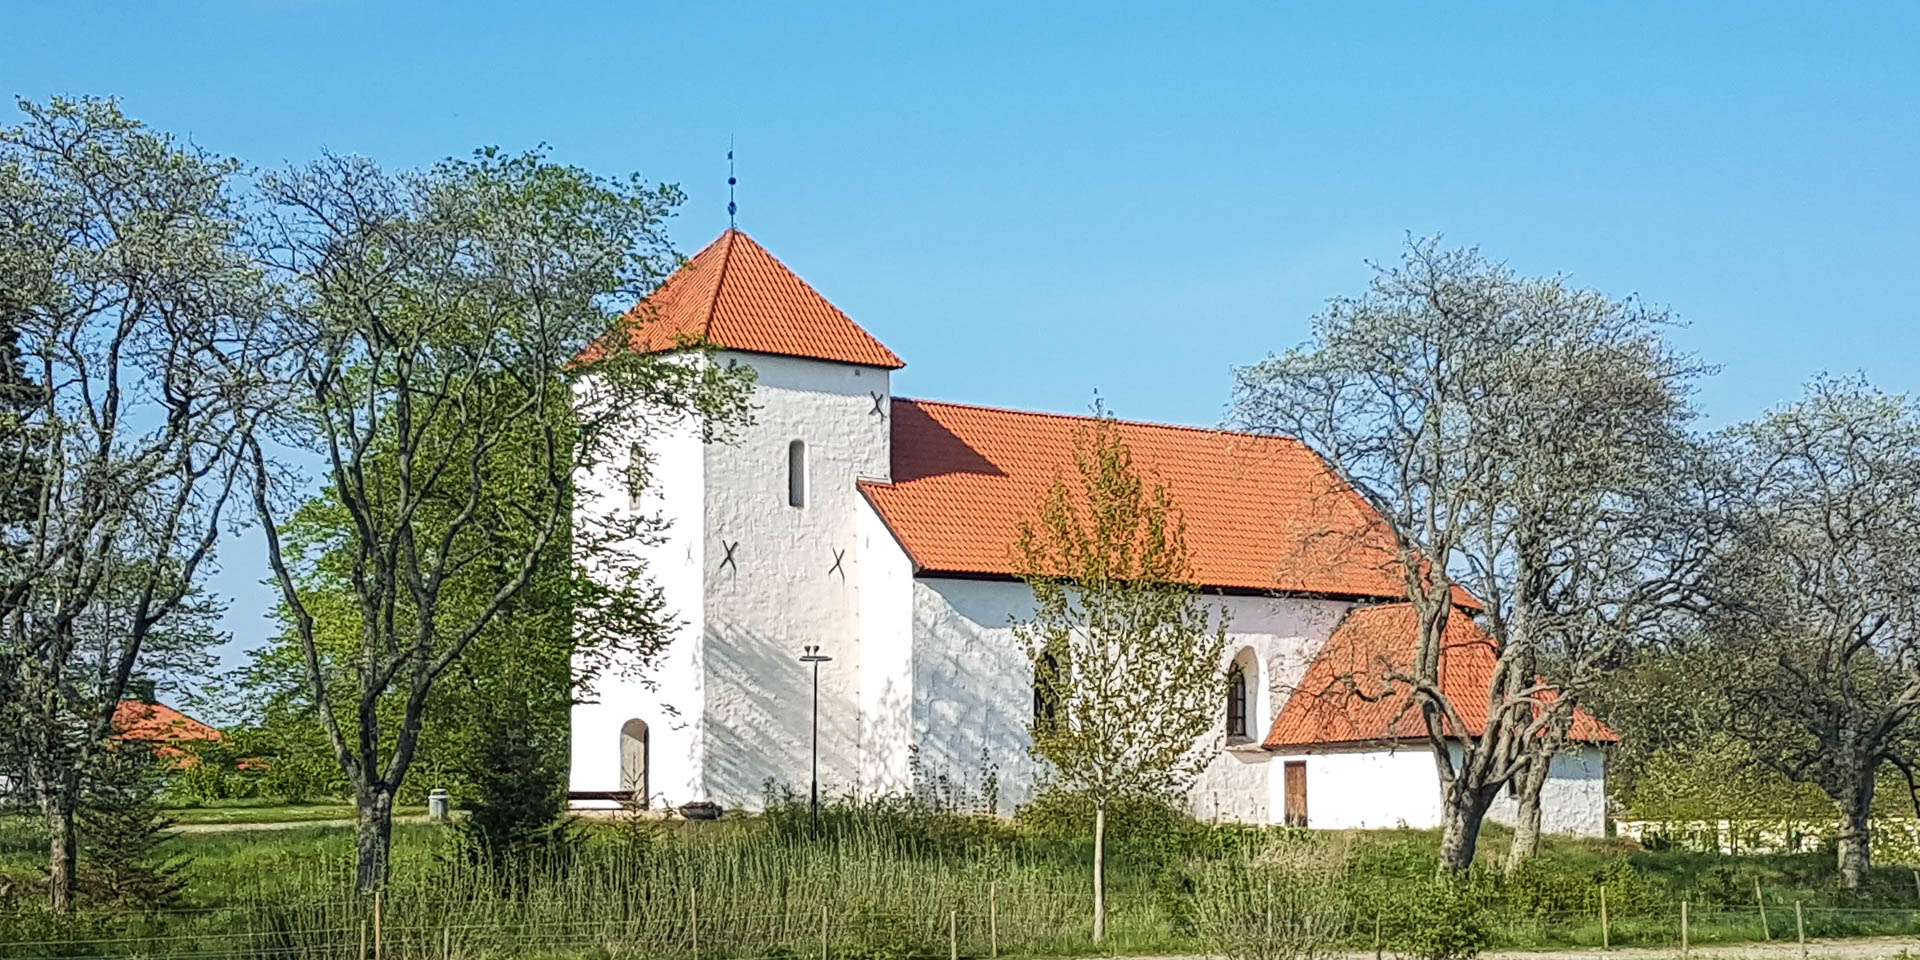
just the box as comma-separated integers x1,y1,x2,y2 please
799,643,833,840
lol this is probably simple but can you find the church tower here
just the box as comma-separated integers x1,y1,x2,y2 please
569,229,905,810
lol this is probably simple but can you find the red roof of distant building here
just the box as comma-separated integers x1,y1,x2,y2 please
860,399,1428,598
113,701,222,744
1263,603,1618,748
605,229,904,369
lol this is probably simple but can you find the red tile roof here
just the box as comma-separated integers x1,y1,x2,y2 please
113,701,222,744
609,229,904,369
1263,603,1618,748
860,399,1422,597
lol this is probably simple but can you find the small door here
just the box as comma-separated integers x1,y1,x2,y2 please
1283,761,1308,827
620,719,649,808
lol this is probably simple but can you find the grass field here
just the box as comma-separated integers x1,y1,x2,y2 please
5,798,1920,960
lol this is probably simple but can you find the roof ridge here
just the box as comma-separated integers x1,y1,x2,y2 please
895,396,1300,444
701,228,740,342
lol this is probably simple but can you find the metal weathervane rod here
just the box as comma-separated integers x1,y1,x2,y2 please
727,136,737,228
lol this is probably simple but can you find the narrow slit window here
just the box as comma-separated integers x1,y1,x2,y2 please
1033,652,1061,726
787,439,808,508
1226,663,1248,739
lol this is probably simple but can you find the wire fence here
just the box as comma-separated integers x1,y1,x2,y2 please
9,893,1920,960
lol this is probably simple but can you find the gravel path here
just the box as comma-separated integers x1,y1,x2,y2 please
1150,937,1920,960
167,814,441,834
1475,936,1920,960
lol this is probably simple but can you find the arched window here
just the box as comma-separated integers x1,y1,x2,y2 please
619,719,649,807
787,439,808,508
1032,652,1062,728
1226,663,1248,740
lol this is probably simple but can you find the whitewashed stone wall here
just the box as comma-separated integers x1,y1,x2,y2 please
907,576,1353,816
569,372,710,808
855,496,915,797
1266,744,1445,829
1269,743,1610,835
699,351,892,809
1486,745,1610,838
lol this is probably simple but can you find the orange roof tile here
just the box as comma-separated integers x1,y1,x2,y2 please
1263,603,1618,748
113,700,222,743
610,229,903,369
860,399,1422,597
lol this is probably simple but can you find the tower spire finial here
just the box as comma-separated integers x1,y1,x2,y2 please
727,135,737,229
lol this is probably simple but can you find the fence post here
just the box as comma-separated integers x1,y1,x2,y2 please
1756,878,1770,940
1374,912,1383,960
690,888,699,960
950,910,958,960
1599,884,1610,950
989,882,999,959
359,919,368,960
442,923,451,960
820,904,829,960
1681,900,1689,960
374,892,384,960
1795,901,1807,960
1912,869,1919,905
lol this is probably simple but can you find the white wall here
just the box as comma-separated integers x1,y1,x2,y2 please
856,495,914,797
569,373,709,809
1268,742,1610,835
1266,745,1446,830
699,351,893,808
908,576,1351,816
1486,745,1610,838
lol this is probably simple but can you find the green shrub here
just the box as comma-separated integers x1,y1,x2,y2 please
1188,840,1351,960
1393,877,1492,960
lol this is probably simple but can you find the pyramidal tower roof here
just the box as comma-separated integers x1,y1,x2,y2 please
618,229,904,369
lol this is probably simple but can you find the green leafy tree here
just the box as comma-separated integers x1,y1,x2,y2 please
1013,409,1230,943
245,147,754,894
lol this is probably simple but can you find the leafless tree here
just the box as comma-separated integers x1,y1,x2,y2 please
1702,376,1920,889
0,97,267,911
247,149,753,893
1232,238,1703,871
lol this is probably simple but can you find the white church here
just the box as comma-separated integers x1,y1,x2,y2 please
569,228,1613,835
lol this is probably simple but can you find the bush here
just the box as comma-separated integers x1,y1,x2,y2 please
1393,877,1491,960
1189,838,1351,960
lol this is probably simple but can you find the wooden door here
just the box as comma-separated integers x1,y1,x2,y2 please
620,719,649,807
1283,761,1308,827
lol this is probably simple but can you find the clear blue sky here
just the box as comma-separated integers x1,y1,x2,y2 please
9,2,1918,670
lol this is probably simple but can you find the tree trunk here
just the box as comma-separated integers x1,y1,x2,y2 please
1504,755,1551,876
355,785,396,895
1834,775,1875,890
1092,802,1107,943
1438,782,1495,873
45,799,77,913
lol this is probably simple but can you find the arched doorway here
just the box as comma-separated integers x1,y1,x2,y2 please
620,719,649,807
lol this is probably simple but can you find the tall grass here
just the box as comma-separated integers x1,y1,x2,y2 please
8,799,1920,960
